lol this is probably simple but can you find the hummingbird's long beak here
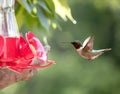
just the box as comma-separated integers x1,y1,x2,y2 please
61,41,82,49
61,42,71,43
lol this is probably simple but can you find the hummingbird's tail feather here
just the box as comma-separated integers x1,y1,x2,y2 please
101,48,112,52
92,48,111,53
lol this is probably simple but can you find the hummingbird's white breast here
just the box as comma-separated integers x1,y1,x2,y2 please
76,47,90,59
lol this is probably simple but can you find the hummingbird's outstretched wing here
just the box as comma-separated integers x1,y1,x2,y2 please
83,36,94,51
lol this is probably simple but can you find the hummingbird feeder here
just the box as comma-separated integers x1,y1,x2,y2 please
0,0,55,73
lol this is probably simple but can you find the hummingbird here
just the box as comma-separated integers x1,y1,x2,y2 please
71,36,111,60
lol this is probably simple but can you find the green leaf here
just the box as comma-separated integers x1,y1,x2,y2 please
16,7,25,29
18,0,33,13
36,5,49,31
38,1,51,14
44,0,55,17
53,0,76,24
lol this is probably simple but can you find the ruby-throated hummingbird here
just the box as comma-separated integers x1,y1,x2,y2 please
71,36,111,60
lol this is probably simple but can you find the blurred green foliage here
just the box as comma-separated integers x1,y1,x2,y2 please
15,0,75,32
1,0,120,94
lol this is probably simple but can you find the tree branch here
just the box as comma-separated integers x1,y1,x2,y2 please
0,68,37,90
